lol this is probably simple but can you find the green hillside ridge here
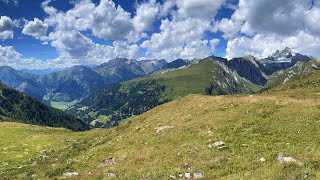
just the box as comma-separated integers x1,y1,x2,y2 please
0,83,90,131
266,59,320,89
1,71,320,179
68,58,261,126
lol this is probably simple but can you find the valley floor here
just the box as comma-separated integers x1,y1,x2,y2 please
1,93,320,179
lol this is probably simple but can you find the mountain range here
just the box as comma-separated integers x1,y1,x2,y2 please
68,48,314,127
0,47,315,128
0,58,168,108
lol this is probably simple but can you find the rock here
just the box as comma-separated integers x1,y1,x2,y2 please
193,172,204,179
185,173,191,179
98,157,116,167
209,141,227,149
63,172,79,177
105,172,116,178
155,126,174,133
259,157,266,162
169,175,176,179
277,153,302,166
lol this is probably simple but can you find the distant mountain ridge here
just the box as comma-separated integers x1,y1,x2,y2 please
0,58,170,106
66,48,314,127
0,82,89,131
0,48,313,115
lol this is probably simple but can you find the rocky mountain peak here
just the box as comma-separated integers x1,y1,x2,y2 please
270,47,293,59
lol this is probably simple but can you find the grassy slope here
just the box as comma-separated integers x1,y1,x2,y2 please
266,59,319,89
126,58,261,99
1,71,320,179
71,59,261,124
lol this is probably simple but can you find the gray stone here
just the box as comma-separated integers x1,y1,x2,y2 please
105,172,116,178
63,172,79,177
193,172,204,179
209,141,227,149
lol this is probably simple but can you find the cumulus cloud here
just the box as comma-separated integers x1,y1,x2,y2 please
226,32,320,59
176,0,225,20
219,0,320,58
133,0,161,33
141,18,215,60
0,45,70,69
38,0,141,64
0,16,14,40
141,0,225,60
22,18,48,40
43,0,133,40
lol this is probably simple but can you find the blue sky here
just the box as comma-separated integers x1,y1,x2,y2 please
0,0,319,69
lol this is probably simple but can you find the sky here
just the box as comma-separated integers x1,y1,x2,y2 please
0,0,319,69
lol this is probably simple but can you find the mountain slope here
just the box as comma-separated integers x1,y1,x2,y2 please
226,56,267,85
0,83,89,131
2,72,320,179
161,59,191,69
0,66,45,99
94,58,146,81
68,58,261,126
39,65,108,102
266,59,320,89
138,59,167,74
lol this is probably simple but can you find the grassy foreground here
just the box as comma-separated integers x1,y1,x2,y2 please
1,72,320,179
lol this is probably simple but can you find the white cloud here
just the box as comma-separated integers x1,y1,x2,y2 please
133,0,160,32
0,45,69,69
0,16,14,40
176,0,225,20
39,0,140,64
226,32,320,59
22,18,48,40
140,0,225,60
141,17,219,60
220,0,320,58
214,18,242,39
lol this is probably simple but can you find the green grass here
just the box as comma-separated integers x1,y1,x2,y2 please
50,100,79,110
1,70,320,179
